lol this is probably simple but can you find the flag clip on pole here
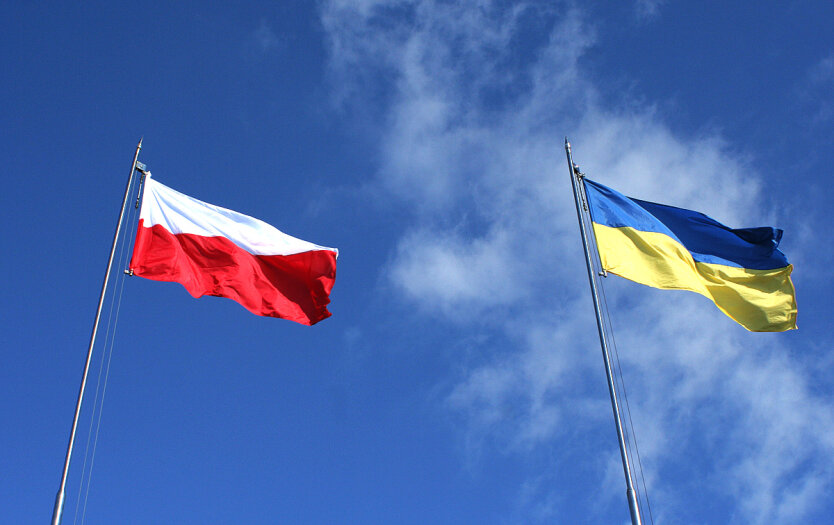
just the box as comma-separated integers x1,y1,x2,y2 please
134,161,148,209
564,138,643,525
51,138,144,525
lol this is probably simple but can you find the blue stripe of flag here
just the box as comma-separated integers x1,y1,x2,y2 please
583,178,789,270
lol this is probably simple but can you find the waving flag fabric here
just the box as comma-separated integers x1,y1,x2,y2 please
583,178,796,332
130,175,338,325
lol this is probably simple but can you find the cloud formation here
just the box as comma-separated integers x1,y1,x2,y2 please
321,1,834,522
253,20,281,52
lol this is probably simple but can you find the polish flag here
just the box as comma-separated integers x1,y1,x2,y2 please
129,175,338,325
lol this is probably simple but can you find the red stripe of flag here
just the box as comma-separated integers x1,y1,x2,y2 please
131,221,337,325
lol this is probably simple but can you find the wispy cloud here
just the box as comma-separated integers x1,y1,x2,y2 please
252,19,281,53
634,0,666,22
321,1,834,522
804,52,834,124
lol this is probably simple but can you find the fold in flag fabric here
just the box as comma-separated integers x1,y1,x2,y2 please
583,178,796,332
130,175,338,325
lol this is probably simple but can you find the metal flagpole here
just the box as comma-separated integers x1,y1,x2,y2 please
51,138,144,525
564,138,642,525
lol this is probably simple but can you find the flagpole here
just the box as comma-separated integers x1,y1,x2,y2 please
51,138,143,525
564,138,642,525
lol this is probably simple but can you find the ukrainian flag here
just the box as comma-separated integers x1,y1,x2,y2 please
583,178,797,332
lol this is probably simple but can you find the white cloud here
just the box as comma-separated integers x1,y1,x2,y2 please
321,1,834,522
390,227,532,319
634,0,666,22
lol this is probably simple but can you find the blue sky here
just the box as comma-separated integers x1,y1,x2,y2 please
2,2,833,524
